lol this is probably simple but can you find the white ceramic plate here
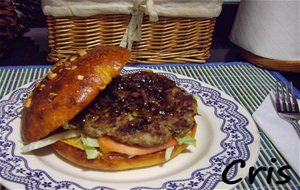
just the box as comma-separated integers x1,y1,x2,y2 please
0,67,260,190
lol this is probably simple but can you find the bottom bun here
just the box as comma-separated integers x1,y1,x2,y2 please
52,126,197,171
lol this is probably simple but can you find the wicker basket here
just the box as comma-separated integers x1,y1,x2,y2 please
47,14,216,64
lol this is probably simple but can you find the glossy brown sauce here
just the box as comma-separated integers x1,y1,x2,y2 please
71,71,197,147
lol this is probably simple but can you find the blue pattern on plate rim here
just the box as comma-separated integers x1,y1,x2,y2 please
0,68,253,190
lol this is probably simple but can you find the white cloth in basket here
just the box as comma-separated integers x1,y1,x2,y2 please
41,0,223,18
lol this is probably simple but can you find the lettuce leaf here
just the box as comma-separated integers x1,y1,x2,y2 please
81,135,99,147
176,135,197,147
21,130,81,153
165,146,175,161
84,146,101,159
81,134,102,159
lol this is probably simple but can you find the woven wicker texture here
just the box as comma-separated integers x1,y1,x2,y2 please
47,15,215,64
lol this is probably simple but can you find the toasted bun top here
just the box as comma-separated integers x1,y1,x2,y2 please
21,46,131,143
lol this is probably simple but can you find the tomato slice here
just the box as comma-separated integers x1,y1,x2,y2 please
98,136,178,155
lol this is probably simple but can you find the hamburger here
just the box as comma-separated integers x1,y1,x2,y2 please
21,46,198,171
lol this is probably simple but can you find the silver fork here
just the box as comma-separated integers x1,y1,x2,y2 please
273,81,300,137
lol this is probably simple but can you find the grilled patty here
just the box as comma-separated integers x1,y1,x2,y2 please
70,71,197,147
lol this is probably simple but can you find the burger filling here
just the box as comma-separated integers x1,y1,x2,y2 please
69,71,198,148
